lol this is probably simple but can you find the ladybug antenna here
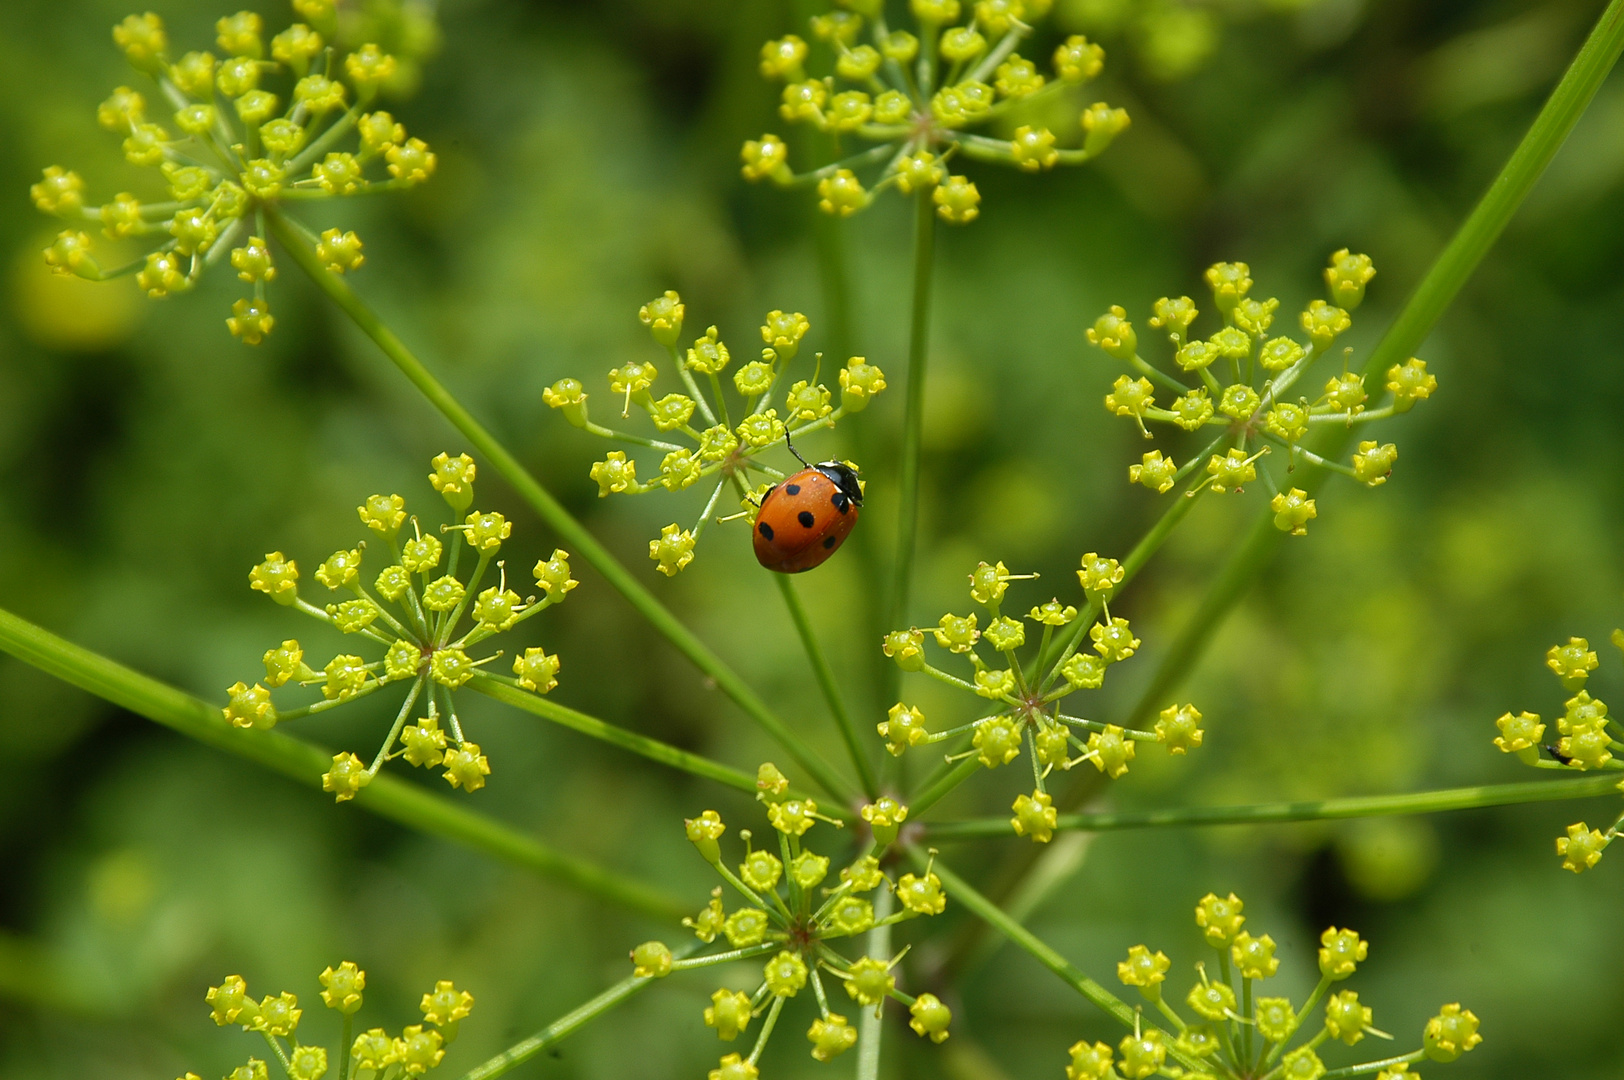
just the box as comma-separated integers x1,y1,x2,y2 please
784,428,811,468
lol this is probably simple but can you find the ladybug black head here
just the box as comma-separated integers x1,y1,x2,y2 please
814,460,863,507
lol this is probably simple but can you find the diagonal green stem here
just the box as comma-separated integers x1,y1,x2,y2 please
1116,0,1624,727
1036,476,1203,687
922,774,1624,840
773,575,877,797
264,209,857,806
909,849,1138,1028
469,675,762,795
0,605,686,920
454,942,701,1080
883,189,938,693
909,756,982,818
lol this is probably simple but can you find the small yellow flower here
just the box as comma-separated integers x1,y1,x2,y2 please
442,743,490,790
429,452,477,509
649,524,696,576
319,962,365,1014
1011,790,1057,843
706,988,753,1040
321,752,371,802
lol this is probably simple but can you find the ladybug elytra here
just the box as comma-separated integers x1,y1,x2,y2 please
752,453,863,574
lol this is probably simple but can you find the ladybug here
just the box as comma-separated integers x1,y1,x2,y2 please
753,441,863,574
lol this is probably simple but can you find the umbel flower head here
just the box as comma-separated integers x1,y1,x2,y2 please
1491,630,1624,872
228,452,576,798
1089,252,1435,536
543,293,886,575
880,556,1201,829
31,3,441,346
198,964,473,1080
1063,894,1476,1080
639,769,951,1072
743,0,1128,224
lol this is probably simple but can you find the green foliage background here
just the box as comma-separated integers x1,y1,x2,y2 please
2,0,1622,1076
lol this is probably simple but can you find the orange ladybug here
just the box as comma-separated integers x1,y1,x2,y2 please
753,445,863,574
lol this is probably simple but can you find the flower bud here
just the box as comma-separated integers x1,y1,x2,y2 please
684,810,725,863
1081,102,1130,157
1087,305,1137,360
630,941,672,978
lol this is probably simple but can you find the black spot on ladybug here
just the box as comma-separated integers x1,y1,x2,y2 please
785,483,800,495
832,494,849,514
822,536,836,549
758,521,774,541
798,511,816,528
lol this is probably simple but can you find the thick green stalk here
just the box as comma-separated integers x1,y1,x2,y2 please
0,606,685,920
265,211,856,806
922,774,1623,840
1118,0,1624,724
469,676,760,794
1120,507,1282,729
912,849,1136,1027
813,204,855,363
884,190,938,680
855,884,894,1080
773,575,877,796
1364,0,1624,378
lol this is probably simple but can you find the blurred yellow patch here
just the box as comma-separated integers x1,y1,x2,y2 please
12,237,142,351
87,847,156,927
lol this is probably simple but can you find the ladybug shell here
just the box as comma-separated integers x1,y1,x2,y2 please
753,464,861,573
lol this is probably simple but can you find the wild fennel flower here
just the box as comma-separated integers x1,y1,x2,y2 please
31,3,440,346
197,965,472,1080
229,453,575,797
881,556,1201,832
743,0,1128,223
1492,631,1624,872
1071,894,1477,1080
1091,252,1435,534
639,768,949,1070
543,293,886,575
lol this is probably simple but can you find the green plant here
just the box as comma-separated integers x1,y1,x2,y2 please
14,0,1624,1077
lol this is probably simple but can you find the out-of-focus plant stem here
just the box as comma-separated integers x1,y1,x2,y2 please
884,189,937,702
774,575,877,797
922,774,1624,840
0,605,687,920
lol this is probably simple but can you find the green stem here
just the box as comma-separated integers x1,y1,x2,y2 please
855,882,894,1080
773,575,877,796
912,848,1156,1036
1035,474,1202,686
1321,1050,1426,1079
909,756,982,817
0,605,686,920
338,1014,352,1080
1118,0,1624,726
884,189,938,694
453,945,700,1080
1366,0,1624,379
265,209,857,806
468,675,760,795
813,185,855,363
922,774,1624,840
